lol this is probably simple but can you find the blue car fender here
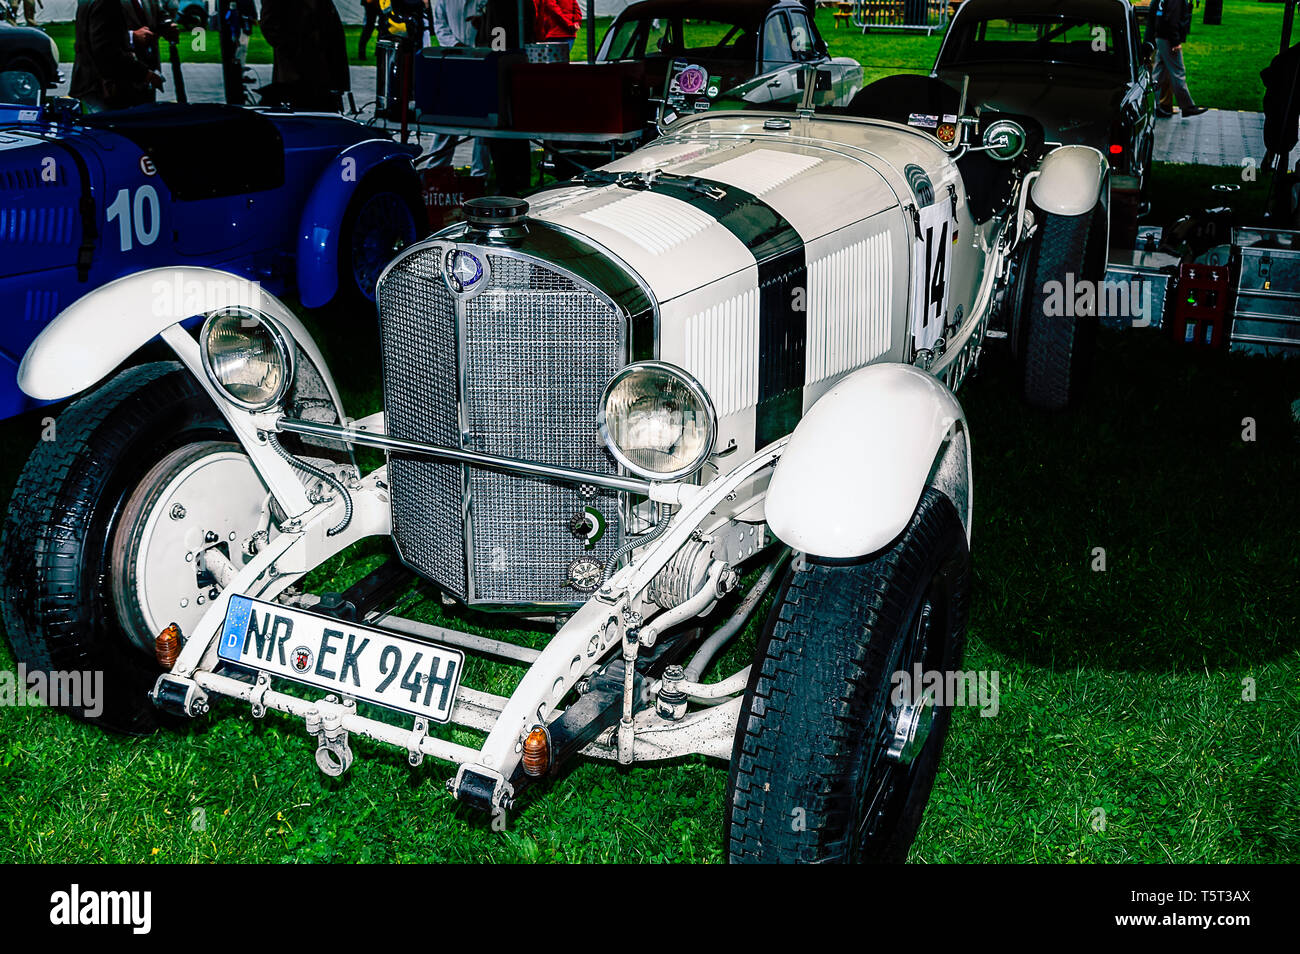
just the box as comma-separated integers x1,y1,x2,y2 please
295,140,422,308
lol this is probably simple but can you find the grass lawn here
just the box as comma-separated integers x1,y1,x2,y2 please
0,146,1296,861
39,0,1289,110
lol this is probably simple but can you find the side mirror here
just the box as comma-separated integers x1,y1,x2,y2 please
982,119,1027,161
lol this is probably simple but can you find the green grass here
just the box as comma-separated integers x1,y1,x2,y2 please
39,0,1288,109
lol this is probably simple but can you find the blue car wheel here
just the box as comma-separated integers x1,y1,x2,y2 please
343,186,422,306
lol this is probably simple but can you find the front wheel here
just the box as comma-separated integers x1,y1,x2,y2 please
726,488,971,863
0,363,272,733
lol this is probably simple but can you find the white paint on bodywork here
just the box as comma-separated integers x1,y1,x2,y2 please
579,190,716,256
805,230,894,385
17,266,344,414
765,363,969,558
694,148,823,196
682,285,760,417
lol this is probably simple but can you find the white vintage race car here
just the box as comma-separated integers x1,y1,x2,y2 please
1,70,1109,863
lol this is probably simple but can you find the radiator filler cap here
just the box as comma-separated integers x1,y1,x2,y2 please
464,196,529,227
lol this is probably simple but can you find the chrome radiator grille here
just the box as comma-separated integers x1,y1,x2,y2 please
378,243,626,606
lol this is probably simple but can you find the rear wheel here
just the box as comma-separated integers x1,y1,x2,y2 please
726,489,971,863
0,363,270,733
1014,205,1106,410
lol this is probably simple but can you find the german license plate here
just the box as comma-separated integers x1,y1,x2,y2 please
217,595,464,723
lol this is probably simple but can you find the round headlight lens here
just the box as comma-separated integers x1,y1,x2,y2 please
598,362,716,480
200,309,293,411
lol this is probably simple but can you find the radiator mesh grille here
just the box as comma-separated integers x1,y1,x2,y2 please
379,245,626,605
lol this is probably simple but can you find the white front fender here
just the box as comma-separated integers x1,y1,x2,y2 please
17,266,342,411
765,364,972,559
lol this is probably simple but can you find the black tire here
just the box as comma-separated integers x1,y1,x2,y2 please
0,363,234,733
726,489,971,863
336,169,425,312
1015,205,1106,410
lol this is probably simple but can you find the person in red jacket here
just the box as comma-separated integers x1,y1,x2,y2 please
534,0,581,51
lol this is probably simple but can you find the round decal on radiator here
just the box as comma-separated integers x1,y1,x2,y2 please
565,556,603,593
443,247,490,298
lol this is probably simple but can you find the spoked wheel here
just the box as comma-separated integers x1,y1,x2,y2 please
726,489,971,863
341,181,422,308
0,363,271,732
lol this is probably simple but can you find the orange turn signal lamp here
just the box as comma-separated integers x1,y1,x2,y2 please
155,623,182,670
522,725,551,777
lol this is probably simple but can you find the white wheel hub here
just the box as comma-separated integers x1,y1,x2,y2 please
112,442,272,653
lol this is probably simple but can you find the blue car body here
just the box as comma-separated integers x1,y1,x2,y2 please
0,101,422,419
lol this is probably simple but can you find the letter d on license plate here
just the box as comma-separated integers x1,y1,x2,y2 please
217,596,464,723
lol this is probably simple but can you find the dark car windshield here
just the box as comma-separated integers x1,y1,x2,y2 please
605,17,757,61
940,14,1128,74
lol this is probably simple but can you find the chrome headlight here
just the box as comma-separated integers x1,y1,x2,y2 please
200,309,294,411
597,362,716,480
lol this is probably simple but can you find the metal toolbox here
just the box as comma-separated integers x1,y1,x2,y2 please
1100,244,1179,331
1231,227,1300,355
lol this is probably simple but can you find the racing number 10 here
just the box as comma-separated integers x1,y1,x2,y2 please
106,185,161,252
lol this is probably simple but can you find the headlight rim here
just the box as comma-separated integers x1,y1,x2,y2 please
199,307,295,413
597,360,718,482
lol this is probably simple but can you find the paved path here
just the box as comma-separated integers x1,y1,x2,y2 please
1153,108,1300,169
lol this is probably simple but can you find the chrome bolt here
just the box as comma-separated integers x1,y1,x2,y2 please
180,598,189,608
169,503,187,520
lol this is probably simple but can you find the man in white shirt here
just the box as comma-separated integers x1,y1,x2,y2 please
427,0,490,178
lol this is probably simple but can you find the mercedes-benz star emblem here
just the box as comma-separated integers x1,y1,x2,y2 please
445,248,486,295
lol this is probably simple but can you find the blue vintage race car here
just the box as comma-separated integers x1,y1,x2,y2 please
0,91,426,419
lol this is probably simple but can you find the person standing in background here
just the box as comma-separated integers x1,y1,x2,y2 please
70,0,163,111
428,0,490,178
533,0,581,53
121,0,179,103
1149,0,1208,118
359,0,382,60
260,0,351,111
21,0,42,26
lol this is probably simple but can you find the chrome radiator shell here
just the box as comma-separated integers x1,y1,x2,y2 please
377,239,628,607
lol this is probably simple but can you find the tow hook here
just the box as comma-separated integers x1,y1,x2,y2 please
306,696,354,777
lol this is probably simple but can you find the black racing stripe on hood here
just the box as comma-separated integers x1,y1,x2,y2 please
640,177,809,450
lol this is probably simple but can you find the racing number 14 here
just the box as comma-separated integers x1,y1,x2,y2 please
910,201,952,353
106,185,161,252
